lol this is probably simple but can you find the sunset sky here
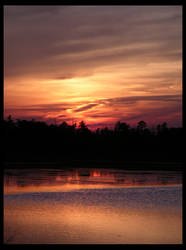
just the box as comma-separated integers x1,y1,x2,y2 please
4,6,182,129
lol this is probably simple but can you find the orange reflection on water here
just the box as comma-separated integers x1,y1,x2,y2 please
91,170,102,177
4,196,182,244
4,168,182,195
4,167,182,244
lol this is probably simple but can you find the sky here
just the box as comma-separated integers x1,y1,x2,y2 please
4,5,182,129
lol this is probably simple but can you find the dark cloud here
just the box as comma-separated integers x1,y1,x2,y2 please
5,103,72,114
8,115,45,121
4,6,182,80
54,75,74,80
78,94,182,126
89,113,115,118
5,94,181,119
57,114,66,118
121,103,182,125
74,103,99,113
104,94,182,106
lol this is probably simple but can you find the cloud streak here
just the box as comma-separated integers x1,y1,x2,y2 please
4,6,182,80
74,103,99,112
103,94,182,106
4,6,182,127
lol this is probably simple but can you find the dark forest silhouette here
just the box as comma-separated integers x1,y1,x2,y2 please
3,116,183,162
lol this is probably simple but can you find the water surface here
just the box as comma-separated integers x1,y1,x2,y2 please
4,167,182,244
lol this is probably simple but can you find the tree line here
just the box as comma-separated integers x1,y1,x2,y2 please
3,116,183,162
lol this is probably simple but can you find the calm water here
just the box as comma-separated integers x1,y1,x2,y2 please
4,167,182,244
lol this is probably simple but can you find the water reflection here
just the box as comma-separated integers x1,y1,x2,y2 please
4,168,182,244
4,168,182,194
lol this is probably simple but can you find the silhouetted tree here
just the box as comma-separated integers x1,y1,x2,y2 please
137,120,147,131
77,121,90,135
5,115,15,129
7,115,13,123
114,121,130,136
3,116,182,162
79,121,87,130
59,121,68,129
96,128,101,135
157,122,168,136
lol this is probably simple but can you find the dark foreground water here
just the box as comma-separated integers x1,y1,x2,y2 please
4,167,182,244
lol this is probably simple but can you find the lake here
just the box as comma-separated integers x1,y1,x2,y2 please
4,167,182,244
